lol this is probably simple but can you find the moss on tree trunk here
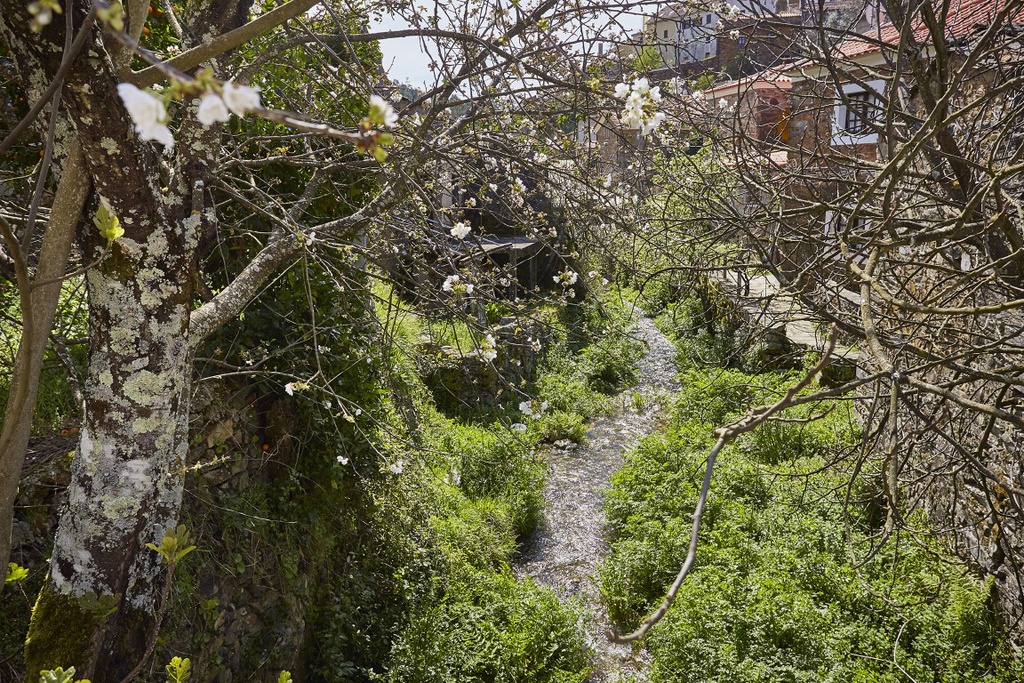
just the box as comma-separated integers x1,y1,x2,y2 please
23,582,103,677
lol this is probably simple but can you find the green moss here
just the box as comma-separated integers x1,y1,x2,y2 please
23,583,103,677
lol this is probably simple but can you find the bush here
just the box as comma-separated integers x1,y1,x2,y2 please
386,571,589,683
600,359,1021,683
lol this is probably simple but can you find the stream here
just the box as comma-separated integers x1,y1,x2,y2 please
515,315,680,682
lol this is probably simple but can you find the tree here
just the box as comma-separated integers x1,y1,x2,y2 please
608,0,1024,643
0,0,667,676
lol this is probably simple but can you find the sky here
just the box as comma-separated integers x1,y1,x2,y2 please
373,13,437,88
370,3,652,88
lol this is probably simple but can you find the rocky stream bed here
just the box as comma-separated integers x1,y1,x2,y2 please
515,314,680,682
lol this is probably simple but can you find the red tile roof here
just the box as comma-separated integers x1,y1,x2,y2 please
837,0,1023,58
703,65,794,96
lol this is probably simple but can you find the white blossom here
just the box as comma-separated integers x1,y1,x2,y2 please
222,81,261,115
389,460,405,474
336,455,349,465
284,382,295,396
554,269,578,286
117,83,174,149
369,94,400,127
510,423,528,432
729,29,741,40
196,92,230,126
519,399,548,420
530,338,542,352
613,78,665,137
480,333,498,361
442,274,474,294
450,221,472,239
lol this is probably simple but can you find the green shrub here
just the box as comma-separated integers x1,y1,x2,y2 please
601,358,1020,683
534,411,587,444
386,570,589,683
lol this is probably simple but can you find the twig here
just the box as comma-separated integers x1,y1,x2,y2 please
609,326,840,643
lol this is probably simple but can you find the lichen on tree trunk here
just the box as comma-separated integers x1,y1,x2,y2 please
26,216,196,678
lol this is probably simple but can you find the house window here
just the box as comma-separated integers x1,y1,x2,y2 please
706,13,713,24
833,79,884,145
825,210,871,238
664,29,669,38
844,91,871,133
738,36,747,45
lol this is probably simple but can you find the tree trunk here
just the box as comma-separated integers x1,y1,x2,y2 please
25,216,195,679
0,143,89,580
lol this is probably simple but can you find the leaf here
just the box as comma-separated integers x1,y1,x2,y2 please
5,562,28,583
95,1,124,30
92,202,124,241
164,657,192,682
277,672,293,683
149,525,199,565
76,591,121,618
38,667,76,683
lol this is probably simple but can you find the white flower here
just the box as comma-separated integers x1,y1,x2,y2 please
554,269,578,286
196,92,230,126
284,382,295,396
447,468,462,485
450,221,471,239
465,197,477,207
729,29,741,40
369,94,399,127
510,422,528,432
603,173,613,188
520,399,548,420
389,460,405,474
719,97,729,110
221,81,261,116
442,274,474,295
336,455,349,465
614,82,631,99
632,77,650,95
641,111,667,136
480,333,498,361
530,338,542,352
534,152,549,163
588,270,600,278
117,83,174,149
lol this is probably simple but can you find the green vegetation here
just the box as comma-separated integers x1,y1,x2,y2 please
600,304,1022,682
135,283,641,681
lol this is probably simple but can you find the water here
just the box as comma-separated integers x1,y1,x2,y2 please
515,315,680,681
